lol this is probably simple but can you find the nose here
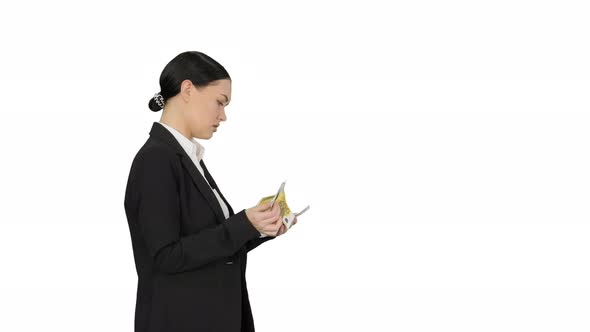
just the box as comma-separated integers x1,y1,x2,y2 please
220,108,227,121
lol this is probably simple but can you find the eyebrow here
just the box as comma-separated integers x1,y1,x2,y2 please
221,94,230,105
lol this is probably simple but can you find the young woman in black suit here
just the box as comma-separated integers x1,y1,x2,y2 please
123,51,297,332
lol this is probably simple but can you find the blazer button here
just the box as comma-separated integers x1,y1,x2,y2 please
225,260,234,264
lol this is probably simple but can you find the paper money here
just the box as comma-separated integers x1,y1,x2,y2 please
258,180,310,231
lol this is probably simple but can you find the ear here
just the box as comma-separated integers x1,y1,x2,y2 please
180,80,193,102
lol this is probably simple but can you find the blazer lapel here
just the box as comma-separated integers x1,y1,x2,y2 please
148,122,226,224
200,160,235,216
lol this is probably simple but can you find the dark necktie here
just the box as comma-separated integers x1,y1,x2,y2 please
199,159,217,190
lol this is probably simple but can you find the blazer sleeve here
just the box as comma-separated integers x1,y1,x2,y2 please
245,234,275,252
133,148,261,274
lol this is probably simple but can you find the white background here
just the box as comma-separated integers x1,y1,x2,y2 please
1,1,589,331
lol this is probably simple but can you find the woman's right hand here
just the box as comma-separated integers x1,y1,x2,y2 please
245,201,282,236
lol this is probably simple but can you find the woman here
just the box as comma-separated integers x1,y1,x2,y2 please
123,51,296,332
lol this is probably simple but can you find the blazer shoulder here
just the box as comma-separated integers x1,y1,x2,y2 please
133,137,180,165
135,145,180,170
125,139,181,207
127,141,183,185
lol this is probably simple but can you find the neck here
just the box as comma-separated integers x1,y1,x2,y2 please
160,108,192,140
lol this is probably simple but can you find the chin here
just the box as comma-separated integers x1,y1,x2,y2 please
194,132,211,140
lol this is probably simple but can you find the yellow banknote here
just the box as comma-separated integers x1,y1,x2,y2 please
258,181,309,230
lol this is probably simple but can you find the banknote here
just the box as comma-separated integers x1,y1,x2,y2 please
258,180,310,230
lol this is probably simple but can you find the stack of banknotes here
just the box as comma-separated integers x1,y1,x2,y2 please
258,181,310,231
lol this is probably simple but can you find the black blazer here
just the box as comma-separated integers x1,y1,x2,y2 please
124,122,275,332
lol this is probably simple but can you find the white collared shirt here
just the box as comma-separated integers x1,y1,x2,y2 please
158,122,266,238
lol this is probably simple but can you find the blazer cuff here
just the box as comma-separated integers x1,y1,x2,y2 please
229,209,262,243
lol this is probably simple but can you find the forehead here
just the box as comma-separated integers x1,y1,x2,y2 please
209,79,231,95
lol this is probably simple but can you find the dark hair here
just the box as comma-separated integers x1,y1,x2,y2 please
148,51,231,112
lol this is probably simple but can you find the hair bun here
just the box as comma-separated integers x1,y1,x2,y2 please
148,96,162,112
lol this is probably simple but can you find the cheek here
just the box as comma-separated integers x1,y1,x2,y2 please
189,99,208,117
210,100,220,112
184,107,203,130
207,102,220,117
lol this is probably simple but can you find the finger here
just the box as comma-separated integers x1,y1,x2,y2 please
276,224,285,236
257,202,273,211
261,212,282,225
264,224,280,237
272,204,281,216
263,201,276,211
259,208,280,221
274,220,283,233
262,221,280,234
259,211,275,221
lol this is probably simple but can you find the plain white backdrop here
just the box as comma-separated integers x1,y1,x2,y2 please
0,1,589,331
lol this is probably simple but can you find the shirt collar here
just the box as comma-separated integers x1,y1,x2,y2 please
158,121,205,162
